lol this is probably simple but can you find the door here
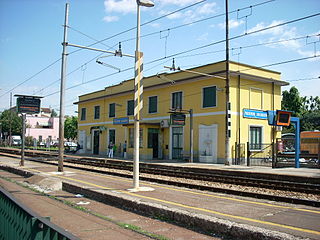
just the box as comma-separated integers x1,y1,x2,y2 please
172,127,183,159
93,130,100,155
198,124,218,163
152,133,159,158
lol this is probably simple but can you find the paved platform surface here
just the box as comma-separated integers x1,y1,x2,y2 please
1,156,320,240
0,159,219,240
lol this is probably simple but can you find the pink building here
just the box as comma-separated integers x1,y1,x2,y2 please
26,116,60,143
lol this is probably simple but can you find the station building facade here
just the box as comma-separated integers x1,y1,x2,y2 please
75,61,288,163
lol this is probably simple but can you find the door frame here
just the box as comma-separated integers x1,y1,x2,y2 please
169,126,184,160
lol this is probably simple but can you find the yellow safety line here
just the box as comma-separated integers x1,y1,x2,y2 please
24,167,320,236
82,169,320,215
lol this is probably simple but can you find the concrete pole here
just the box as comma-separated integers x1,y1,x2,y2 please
58,3,69,172
20,114,26,166
9,92,12,146
133,4,141,189
225,0,231,165
189,109,193,163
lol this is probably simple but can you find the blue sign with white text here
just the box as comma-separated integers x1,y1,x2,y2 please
113,117,129,125
243,109,267,120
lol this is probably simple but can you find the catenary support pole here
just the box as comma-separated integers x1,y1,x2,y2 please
20,114,26,166
58,3,69,172
189,109,193,163
225,0,231,165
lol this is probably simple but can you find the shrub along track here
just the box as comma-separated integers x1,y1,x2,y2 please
0,147,319,207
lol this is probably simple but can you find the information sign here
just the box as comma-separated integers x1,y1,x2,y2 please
170,113,186,126
17,97,41,114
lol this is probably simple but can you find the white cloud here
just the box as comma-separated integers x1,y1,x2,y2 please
104,0,136,14
218,19,244,29
103,15,119,22
162,2,217,23
248,21,320,59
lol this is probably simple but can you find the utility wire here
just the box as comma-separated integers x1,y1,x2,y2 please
175,34,320,60
147,12,320,65
67,0,207,56
120,0,276,44
43,54,320,100
0,0,273,101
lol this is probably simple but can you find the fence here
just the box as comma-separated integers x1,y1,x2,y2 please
0,186,78,240
234,143,273,167
276,137,320,168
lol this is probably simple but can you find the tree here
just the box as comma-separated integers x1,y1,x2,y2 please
64,116,78,141
282,87,320,132
281,86,303,117
0,110,22,137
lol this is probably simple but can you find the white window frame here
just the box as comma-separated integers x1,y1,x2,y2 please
171,91,183,110
248,125,264,152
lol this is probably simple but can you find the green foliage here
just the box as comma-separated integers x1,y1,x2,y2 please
25,136,34,146
0,110,22,136
281,86,303,117
64,116,78,140
282,87,320,132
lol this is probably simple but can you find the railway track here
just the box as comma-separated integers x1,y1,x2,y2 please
1,147,319,207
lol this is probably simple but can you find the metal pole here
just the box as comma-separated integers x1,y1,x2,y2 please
189,109,193,163
225,0,231,165
9,92,12,146
20,114,26,166
133,4,141,190
58,3,69,172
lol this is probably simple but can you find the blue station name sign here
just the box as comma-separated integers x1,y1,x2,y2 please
113,117,129,125
243,109,268,120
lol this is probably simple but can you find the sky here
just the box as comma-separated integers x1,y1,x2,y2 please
0,0,319,116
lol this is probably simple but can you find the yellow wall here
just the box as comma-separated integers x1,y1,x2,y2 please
77,61,285,163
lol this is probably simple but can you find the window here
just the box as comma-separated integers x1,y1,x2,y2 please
129,128,143,148
203,86,216,108
148,128,159,148
109,103,115,118
94,106,100,119
80,108,86,121
250,126,262,150
172,92,182,109
148,96,157,113
127,100,134,116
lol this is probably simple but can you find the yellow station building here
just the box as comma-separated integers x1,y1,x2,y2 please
75,61,289,163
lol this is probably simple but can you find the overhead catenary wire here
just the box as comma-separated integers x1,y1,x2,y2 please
43,54,320,101
120,0,276,44
3,3,318,108
0,0,208,102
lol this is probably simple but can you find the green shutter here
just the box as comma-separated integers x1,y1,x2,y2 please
149,96,157,113
109,103,115,117
127,100,134,116
203,86,216,108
